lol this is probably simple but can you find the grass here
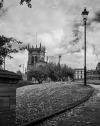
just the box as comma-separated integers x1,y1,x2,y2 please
16,82,93,126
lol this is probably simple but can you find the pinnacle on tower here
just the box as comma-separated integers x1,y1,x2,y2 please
27,44,30,50
40,43,41,49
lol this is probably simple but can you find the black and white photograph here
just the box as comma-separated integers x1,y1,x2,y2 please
0,0,100,126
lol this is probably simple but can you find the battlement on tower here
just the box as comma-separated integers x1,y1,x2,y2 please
27,43,45,53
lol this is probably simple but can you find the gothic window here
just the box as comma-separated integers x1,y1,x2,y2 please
35,56,37,63
31,56,34,64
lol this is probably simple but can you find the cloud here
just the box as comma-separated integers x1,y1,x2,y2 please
0,7,8,17
91,10,100,23
0,0,100,71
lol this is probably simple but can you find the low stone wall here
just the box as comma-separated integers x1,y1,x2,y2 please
0,70,21,126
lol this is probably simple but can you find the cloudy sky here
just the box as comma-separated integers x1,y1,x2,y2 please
0,0,100,72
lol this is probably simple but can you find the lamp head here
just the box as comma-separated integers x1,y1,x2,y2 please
82,8,89,21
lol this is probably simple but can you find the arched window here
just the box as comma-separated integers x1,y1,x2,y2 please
31,56,34,64
35,56,37,63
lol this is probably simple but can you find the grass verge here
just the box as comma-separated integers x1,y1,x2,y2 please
16,82,94,126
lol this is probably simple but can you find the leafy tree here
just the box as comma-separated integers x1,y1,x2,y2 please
0,0,31,64
47,63,74,82
20,0,32,8
0,35,22,67
27,65,48,84
61,65,69,81
0,0,32,9
0,56,3,66
66,67,74,80
46,63,59,81
27,62,74,83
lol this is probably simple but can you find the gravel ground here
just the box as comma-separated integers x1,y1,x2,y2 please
35,84,100,126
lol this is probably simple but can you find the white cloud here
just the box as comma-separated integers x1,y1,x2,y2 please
0,0,100,72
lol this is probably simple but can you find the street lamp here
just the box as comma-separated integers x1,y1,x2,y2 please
82,8,89,86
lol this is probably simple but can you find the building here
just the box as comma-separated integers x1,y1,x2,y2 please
87,69,100,80
96,62,100,71
27,43,46,72
74,68,84,80
27,43,47,81
74,62,100,80
87,62,100,80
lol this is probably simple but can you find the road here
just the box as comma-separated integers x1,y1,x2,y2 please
37,84,100,126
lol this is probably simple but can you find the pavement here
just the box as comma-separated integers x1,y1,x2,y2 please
57,84,100,126
38,84,100,126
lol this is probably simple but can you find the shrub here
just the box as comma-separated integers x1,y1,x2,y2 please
27,66,48,84
17,80,33,87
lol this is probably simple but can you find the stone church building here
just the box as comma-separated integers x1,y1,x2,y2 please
27,43,47,80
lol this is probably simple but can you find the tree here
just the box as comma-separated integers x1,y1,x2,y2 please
47,63,59,81
66,67,74,80
60,65,74,81
20,0,32,8
27,66,48,84
0,0,32,9
0,35,22,68
47,63,74,82
0,56,3,66
61,65,69,81
27,63,74,83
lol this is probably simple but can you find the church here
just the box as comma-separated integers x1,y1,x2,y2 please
27,43,47,80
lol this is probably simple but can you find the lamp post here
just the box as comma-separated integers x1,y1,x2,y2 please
82,8,89,86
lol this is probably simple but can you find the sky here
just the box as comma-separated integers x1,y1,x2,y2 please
0,0,100,72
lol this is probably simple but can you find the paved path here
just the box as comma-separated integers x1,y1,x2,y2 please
38,84,100,126
57,84,100,126
91,84,100,97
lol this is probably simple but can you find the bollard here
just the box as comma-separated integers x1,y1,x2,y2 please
0,70,21,126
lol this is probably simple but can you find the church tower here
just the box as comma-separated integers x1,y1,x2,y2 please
27,43,46,72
